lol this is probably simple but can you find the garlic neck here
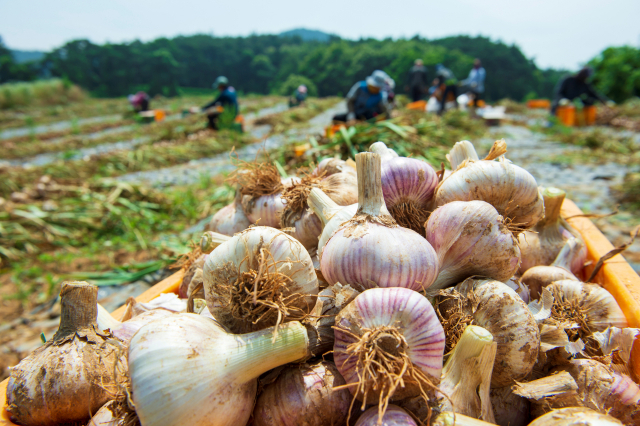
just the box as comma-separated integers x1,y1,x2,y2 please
537,187,565,227
233,322,309,384
54,281,99,340
355,152,393,219
308,188,341,226
447,141,479,170
200,231,231,253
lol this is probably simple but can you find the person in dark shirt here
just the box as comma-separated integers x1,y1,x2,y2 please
551,67,610,115
128,91,150,112
289,85,308,107
201,76,238,130
434,64,458,114
406,59,428,102
333,73,389,123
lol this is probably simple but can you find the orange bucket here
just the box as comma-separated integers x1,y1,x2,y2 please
154,109,166,122
556,105,576,127
527,99,551,109
407,100,427,110
584,106,596,126
325,123,346,138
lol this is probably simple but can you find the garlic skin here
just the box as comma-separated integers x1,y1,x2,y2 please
321,152,439,292
370,141,438,233
489,386,530,426
281,172,358,249
354,405,417,426
517,187,586,274
425,200,521,290
369,141,399,161
129,315,309,426
241,177,299,228
545,280,628,333
87,401,121,426
436,140,544,231
528,407,623,426
253,361,351,426
203,226,318,333
7,282,126,426
313,157,357,177
208,191,251,235
334,287,445,404
179,253,206,298
505,278,531,304
111,309,174,342
433,412,498,426
521,237,582,299
436,278,540,387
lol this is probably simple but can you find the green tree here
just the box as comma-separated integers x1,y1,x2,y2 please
589,46,640,103
278,74,317,96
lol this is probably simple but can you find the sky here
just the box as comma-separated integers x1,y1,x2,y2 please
1,0,639,70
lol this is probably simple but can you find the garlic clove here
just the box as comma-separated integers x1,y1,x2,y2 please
527,407,623,426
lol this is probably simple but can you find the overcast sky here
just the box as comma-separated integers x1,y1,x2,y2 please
1,0,638,70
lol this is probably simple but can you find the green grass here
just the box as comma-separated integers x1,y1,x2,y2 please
0,79,86,110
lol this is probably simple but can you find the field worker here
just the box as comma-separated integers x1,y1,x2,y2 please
372,70,396,108
289,85,308,107
332,72,389,123
406,59,429,102
128,91,150,112
201,76,238,130
551,67,612,115
460,58,486,108
434,64,458,114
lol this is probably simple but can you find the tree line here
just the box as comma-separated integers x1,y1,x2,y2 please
1,33,638,103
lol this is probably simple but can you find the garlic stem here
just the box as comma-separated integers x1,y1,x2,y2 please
233,322,310,384
447,140,479,170
355,152,392,219
538,187,565,227
200,231,231,254
442,325,494,382
308,187,342,226
550,237,583,272
55,281,99,338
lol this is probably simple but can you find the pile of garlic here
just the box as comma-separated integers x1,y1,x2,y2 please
7,140,640,426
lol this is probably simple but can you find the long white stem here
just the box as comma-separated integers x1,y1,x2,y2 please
355,152,391,218
308,188,341,226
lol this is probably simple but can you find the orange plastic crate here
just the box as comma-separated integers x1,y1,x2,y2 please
406,100,427,111
527,99,551,109
556,105,576,126
2,200,640,424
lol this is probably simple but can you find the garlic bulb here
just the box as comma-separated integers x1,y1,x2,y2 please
369,141,438,233
433,412,498,426
544,280,628,337
333,287,445,410
208,190,251,235
436,140,544,231
281,171,358,249
354,405,417,426
253,361,351,426
312,157,357,177
518,187,586,274
369,141,399,160
435,278,540,387
438,325,496,423
7,282,126,426
528,407,623,426
129,314,310,426
321,152,439,291
177,231,230,298
521,237,582,299
307,187,357,259
425,200,521,290
489,386,530,426
203,226,318,333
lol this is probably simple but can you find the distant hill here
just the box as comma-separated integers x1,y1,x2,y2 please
11,50,45,64
279,28,336,42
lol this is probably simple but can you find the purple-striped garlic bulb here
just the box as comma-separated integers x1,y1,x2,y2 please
321,152,439,291
369,142,438,233
354,405,417,426
307,188,357,260
333,287,445,417
435,140,544,231
312,157,357,178
518,187,586,274
521,237,583,299
434,278,540,387
253,361,351,426
543,280,627,339
425,200,521,290
281,172,358,249
203,226,318,333
233,160,297,228
208,190,251,236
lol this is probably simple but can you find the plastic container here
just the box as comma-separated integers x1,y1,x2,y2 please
526,99,551,109
1,200,639,425
406,100,427,110
584,105,597,126
556,105,576,126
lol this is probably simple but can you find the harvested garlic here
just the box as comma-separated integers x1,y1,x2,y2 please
354,405,417,426
436,139,544,231
527,406,623,426
434,278,540,387
312,157,357,178
321,152,439,291
369,141,438,233
208,189,251,235
203,226,318,333
425,200,521,289
307,187,357,260
7,282,126,426
518,187,586,274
